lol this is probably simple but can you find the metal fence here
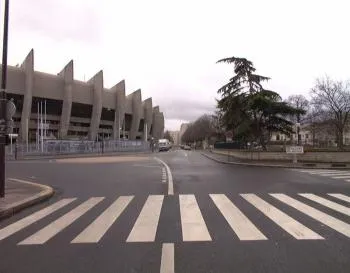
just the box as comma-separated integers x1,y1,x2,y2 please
5,140,151,160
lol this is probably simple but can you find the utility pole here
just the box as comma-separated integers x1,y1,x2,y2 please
0,0,9,198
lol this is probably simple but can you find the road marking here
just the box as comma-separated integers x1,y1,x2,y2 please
329,176,350,179
19,197,104,245
210,194,267,241
71,196,134,243
242,194,323,240
126,195,164,242
317,172,350,176
328,194,350,203
299,194,350,216
271,194,350,238
155,158,174,195
0,198,76,241
179,194,211,241
160,243,174,273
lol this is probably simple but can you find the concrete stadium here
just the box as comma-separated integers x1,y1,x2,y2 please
3,49,165,143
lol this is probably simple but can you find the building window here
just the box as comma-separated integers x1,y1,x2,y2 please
305,134,309,139
276,134,280,141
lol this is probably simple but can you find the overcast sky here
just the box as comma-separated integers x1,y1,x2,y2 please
4,0,350,130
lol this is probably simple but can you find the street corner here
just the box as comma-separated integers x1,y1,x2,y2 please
0,178,54,220
54,155,151,164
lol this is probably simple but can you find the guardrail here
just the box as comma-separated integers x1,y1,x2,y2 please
5,140,151,160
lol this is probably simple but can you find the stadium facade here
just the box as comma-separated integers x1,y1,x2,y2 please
3,49,164,143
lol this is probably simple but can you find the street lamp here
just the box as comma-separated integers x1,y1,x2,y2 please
0,0,9,198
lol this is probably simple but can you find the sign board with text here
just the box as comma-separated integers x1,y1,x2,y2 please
286,146,304,154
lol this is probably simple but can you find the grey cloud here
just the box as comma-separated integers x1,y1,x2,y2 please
159,98,216,122
11,0,102,44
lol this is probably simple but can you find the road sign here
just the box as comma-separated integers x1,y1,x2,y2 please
225,131,233,142
6,99,16,119
286,146,304,154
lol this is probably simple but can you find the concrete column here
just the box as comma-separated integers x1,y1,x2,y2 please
88,70,103,141
19,49,34,143
58,60,73,139
152,106,162,139
128,89,142,140
142,98,152,140
111,80,126,140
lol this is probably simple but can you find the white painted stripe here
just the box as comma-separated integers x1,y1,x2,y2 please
318,172,350,176
271,194,350,238
71,196,134,243
19,197,104,245
328,194,350,204
300,171,348,175
179,195,211,241
155,158,174,195
126,195,164,242
160,243,174,273
329,176,350,179
299,194,350,216
241,194,323,240
210,194,267,240
0,198,76,241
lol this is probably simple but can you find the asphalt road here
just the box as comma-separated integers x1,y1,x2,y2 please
1,150,350,273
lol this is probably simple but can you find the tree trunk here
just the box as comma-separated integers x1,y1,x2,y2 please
338,129,344,150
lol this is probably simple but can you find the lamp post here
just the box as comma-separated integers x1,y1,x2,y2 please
0,0,9,198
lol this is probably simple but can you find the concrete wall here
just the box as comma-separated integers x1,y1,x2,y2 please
2,49,165,142
213,149,350,163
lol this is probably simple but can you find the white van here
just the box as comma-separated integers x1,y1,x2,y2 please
158,139,171,151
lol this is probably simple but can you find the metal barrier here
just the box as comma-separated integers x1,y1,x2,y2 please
5,140,150,160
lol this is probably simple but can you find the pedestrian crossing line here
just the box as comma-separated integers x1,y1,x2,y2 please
71,196,134,244
299,194,350,216
126,195,164,242
18,197,104,245
328,194,350,204
241,194,323,240
160,243,175,273
271,194,350,238
0,198,76,241
328,176,350,179
210,194,267,241
179,195,212,241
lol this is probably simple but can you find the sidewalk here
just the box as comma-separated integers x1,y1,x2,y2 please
0,178,54,219
201,151,350,169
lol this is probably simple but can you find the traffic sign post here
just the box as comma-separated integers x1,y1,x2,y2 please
286,146,304,164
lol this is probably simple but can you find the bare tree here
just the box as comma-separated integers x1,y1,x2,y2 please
310,76,350,149
287,95,309,123
163,130,174,142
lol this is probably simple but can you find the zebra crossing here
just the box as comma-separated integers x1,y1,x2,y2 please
295,169,350,182
1,193,350,245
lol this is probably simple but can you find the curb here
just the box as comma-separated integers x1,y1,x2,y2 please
0,178,54,219
201,152,350,170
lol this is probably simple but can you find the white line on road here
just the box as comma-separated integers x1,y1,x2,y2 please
126,195,164,242
299,194,350,216
328,176,350,179
19,197,104,245
328,193,350,203
0,198,76,241
160,243,175,273
179,194,212,241
71,196,134,243
241,194,323,240
271,193,350,238
210,194,267,240
155,158,174,195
